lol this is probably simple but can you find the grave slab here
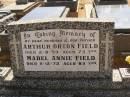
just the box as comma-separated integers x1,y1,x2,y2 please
7,18,114,78
20,7,69,21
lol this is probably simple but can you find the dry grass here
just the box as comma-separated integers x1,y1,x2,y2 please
1,0,16,6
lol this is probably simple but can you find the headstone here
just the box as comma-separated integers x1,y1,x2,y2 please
4,18,130,97
8,18,114,78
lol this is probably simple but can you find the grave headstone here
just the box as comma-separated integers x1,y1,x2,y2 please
6,18,130,97
8,18,114,78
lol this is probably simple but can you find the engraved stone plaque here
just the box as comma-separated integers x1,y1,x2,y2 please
8,18,114,78
21,29,99,71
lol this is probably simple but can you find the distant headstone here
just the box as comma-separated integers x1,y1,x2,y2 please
8,18,114,78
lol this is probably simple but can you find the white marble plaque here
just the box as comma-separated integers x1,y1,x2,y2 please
21,29,99,71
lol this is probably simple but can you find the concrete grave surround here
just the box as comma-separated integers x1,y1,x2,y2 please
0,13,16,33
7,18,114,78
2,18,130,97
0,13,16,66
